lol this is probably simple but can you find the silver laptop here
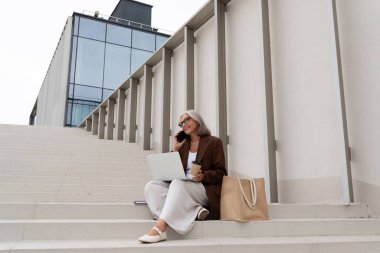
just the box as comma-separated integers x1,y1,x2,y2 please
146,152,189,181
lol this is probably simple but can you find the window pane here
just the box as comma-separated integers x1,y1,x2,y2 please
73,16,79,36
156,35,168,50
104,44,131,89
102,89,114,100
79,17,106,41
107,24,131,47
68,83,74,98
66,101,73,126
131,49,152,73
75,38,105,87
73,84,102,102
132,30,155,51
69,36,77,83
66,99,99,127
71,103,84,126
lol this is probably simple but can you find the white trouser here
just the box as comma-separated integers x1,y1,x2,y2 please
144,179,208,235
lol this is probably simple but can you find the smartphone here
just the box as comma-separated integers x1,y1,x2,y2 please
176,130,188,142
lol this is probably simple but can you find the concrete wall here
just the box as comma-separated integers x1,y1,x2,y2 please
170,43,187,142
269,0,346,203
152,62,164,151
194,18,218,136
36,17,72,126
82,0,380,216
225,0,268,181
336,0,380,216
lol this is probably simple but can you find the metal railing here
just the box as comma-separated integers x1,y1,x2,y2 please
82,10,174,35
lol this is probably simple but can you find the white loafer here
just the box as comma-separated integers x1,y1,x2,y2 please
138,226,167,243
197,207,209,221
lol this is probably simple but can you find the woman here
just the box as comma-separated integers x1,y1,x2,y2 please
138,110,227,243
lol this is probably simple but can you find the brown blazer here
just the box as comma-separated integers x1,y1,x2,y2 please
178,135,227,219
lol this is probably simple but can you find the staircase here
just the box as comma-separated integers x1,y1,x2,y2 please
0,124,379,252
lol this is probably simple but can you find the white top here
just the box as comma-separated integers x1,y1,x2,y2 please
186,152,197,178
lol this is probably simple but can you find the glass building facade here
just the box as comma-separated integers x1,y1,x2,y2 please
66,14,169,127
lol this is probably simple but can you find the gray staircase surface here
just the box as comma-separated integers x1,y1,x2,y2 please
0,124,379,252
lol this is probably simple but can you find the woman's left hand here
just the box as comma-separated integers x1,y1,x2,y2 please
192,172,204,182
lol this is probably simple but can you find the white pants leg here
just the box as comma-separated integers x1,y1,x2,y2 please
144,180,170,219
144,179,208,235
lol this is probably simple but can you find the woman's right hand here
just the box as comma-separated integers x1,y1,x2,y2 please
172,130,186,151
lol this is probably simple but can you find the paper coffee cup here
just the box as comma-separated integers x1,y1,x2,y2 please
190,162,202,176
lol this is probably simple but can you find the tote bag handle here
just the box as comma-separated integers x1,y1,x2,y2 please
237,178,257,210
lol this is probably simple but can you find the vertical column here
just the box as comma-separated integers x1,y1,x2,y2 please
106,99,115,140
128,78,138,143
92,113,99,135
332,0,354,203
116,89,126,140
261,0,278,203
214,0,228,156
185,26,195,110
85,119,92,131
143,65,153,150
98,107,106,139
161,48,172,152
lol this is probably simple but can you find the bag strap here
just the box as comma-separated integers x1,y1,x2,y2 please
237,178,257,210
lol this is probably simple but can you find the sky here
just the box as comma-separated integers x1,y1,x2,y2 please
0,0,208,125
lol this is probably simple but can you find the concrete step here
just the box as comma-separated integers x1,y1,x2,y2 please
0,203,152,220
0,167,150,175
0,169,151,178
0,125,90,135
0,141,144,148
1,124,377,251
0,183,150,194
0,159,149,165
1,236,380,253
0,155,149,161
0,203,370,220
1,218,380,241
0,149,152,157
0,192,144,203
0,164,150,171
0,175,150,185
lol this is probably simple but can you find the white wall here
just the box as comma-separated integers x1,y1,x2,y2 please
337,0,380,215
80,0,380,213
152,62,164,151
194,17,217,135
269,0,346,203
36,17,72,127
170,43,187,151
225,0,268,179
136,76,145,145
124,89,130,141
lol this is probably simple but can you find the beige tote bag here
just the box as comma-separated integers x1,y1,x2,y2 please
220,176,269,221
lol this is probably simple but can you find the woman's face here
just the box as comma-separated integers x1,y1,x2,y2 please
178,114,199,136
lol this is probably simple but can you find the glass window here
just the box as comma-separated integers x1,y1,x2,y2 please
75,37,105,87
131,49,152,73
73,16,79,36
73,84,102,102
107,24,131,47
156,35,168,50
102,89,114,100
132,30,155,51
79,17,106,41
66,99,99,127
66,101,73,125
69,36,77,83
71,103,86,126
68,83,74,98
104,44,131,90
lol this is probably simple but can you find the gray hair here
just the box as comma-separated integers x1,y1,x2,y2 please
181,110,211,136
